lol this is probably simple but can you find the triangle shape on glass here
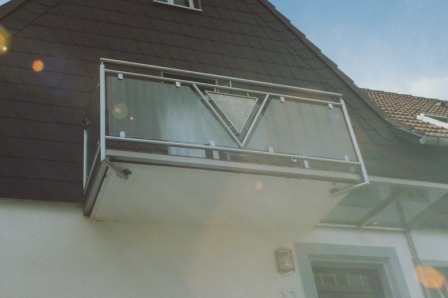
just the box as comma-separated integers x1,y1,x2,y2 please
206,91,258,135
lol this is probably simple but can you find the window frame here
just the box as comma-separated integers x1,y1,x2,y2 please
153,0,202,11
295,243,411,298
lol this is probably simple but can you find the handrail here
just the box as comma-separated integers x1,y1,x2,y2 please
84,59,370,217
100,57,343,98
105,69,342,106
106,136,362,166
85,59,370,190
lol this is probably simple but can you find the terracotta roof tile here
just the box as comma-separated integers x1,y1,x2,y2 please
363,89,448,138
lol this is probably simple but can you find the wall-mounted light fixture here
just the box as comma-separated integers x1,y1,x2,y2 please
275,248,295,275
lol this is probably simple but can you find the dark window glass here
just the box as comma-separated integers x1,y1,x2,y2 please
313,267,386,298
173,0,189,6
153,0,201,10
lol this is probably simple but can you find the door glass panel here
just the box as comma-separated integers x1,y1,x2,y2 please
313,266,386,298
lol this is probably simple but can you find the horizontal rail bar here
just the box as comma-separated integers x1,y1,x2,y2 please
317,223,405,232
105,136,361,165
105,69,342,106
101,57,343,97
107,149,361,183
369,176,448,190
330,181,369,197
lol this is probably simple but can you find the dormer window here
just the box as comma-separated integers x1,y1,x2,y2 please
153,0,202,11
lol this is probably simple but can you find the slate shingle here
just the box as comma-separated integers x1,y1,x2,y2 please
0,176,23,198
1,15,28,31
0,0,446,204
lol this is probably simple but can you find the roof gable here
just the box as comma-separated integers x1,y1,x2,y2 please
0,0,447,202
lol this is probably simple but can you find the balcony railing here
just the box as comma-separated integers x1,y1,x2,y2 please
84,58,369,211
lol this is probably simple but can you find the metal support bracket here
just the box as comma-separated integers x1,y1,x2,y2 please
103,159,131,180
210,140,220,160
303,160,310,169
330,181,369,197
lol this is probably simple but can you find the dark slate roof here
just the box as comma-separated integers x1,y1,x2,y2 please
0,0,447,203
363,89,448,138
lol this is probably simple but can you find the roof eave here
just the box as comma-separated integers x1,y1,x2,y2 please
418,135,448,147
393,128,448,147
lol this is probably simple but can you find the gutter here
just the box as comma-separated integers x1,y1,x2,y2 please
394,114,448,146
391,126,448,147
418,135,448,146
416,114,448,145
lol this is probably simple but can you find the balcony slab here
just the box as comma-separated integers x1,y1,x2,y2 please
91,162,348,232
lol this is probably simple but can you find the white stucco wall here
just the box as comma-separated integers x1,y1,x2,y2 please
0,199,302,298
1,199,447,298
412,230,448,262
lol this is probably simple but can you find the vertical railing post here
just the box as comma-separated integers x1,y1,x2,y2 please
100,62,106,161
340,98,369,184
83,129,87,188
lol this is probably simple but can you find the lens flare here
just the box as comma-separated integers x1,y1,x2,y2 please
112,103,128,119
32,59,44,72
0,25,11,54
255,181,264,191
416,266,446,289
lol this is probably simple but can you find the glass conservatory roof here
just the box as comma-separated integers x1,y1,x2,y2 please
320,179,448,231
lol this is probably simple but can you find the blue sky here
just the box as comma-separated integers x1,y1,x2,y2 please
1,0,447,99
270,0,448,100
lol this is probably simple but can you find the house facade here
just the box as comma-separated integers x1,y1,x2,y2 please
0,0,447,297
